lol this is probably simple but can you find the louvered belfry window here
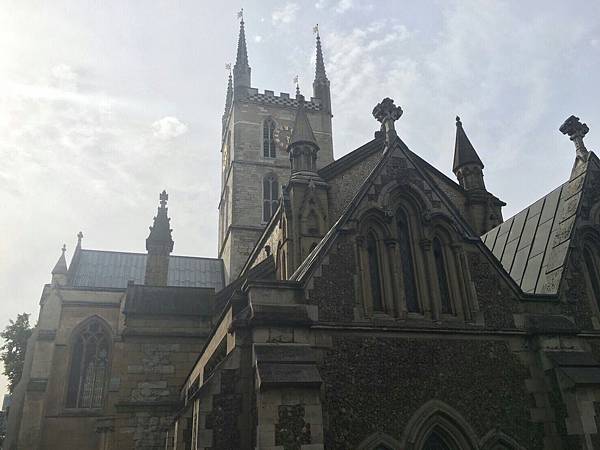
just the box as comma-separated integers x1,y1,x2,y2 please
263,175,279,222
66,320,110,408
263,119,276,158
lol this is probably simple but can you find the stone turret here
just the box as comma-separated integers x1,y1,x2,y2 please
145,190,174,286
233,14,251,99
452,117,504,234
51,244,68,286
285,96,329,272
453,116,485,191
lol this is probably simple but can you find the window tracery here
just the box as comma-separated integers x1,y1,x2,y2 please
66,319,110,409
396,207,419,313
433,236,452,315
263,174,279,222
263,119,276,158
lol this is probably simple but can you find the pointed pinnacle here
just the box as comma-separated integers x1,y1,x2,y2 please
235,17,249,68
315,32,327,82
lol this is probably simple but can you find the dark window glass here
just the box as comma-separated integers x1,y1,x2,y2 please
262,176,278,222
397,209,419,312
367,232,384,312
433,237,452,314
263,119,276,157
422,430,453,450
584,247,600,309
66,320,109,408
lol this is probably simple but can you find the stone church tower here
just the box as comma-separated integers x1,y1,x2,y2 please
218,18,334,283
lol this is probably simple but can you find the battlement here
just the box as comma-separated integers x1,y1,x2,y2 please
245,88,322,111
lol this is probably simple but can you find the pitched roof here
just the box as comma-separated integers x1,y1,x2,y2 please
453,117,483,172
123,284,214,316
69,249,224,290
318,136,385,180
481,159,589,294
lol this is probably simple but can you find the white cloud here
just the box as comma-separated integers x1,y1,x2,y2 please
151,116,189,140
335,0,353,13
254,35,263,43
50,64,79,90
272,3,299,25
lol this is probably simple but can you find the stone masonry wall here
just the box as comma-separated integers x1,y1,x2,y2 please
319,335,543,449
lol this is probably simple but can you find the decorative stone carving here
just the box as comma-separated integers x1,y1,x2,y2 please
372,97,403,143
560,115,589,163
274,125,292,151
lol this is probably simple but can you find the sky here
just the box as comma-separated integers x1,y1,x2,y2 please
0,0,599,397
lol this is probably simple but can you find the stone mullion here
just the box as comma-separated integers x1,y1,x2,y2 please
355,236,373,317
383,239,399,317
450,243,470,321
419,238,437,320
457,248,479,320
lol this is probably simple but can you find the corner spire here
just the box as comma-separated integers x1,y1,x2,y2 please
51,244,68,286
233,10,251,94
312,24,331,113
145,190,174,286
222,64,233,133
453,116,484,173
313,24,327,82
52,244,68,275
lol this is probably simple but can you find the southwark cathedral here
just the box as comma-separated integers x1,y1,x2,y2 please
7,17,600,450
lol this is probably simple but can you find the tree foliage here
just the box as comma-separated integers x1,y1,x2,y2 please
0,313,32,393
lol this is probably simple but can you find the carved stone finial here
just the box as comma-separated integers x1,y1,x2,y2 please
372,98,403,143
77,231,83,247
560,115,589,162
61,244,66,254
159,190,168,209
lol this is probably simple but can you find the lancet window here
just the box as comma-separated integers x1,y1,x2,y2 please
263,119,276,158
66,319,110,409
366,231,385,312
263,174,279,222
396,208,419,313
433,236,452,314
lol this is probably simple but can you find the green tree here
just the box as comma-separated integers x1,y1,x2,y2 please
0,313,32,393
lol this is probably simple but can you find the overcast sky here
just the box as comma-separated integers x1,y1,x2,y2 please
1,0,599,397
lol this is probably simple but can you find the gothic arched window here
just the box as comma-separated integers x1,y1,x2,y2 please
422,430,455,450
263,119,276,158
583,246,600,309
263,175,279,222
433,237,452,314
66,319,110,409
397,208,419,312
366,231,384,312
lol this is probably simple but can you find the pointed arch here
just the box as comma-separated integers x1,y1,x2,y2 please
262,173,279,222
357,431,402,450
263,117,277,158
402,400,478,450
479,430,525,450
66,316,112,409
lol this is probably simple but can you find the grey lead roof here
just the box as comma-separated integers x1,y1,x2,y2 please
481,163,585,295
69,249,224,291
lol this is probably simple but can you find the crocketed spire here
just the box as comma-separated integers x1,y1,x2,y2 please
235,17,248,68
146,190,174,252
314,26,328,83
453,116,484,173
145,190,174,286
222,68,233,133
233,13,251,92
312,24,331,113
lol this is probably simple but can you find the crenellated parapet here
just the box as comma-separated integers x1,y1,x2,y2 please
245,89,322,111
